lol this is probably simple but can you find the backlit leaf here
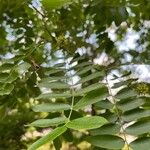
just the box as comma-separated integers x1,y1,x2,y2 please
77,72,104,84
74,87,108,109
36,93,71,100
32,103,71,112
42,0,72,10
29,117,67,127
74,83,104,96
28,126,67,150
38,81,70,89
66,116,108,130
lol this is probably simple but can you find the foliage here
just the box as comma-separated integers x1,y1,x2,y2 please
0,0,150,150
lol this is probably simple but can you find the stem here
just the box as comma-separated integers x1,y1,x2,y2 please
32,3,75,122
105,72,130,150
31,5,57,43
63,55,75,123
67,65,75,122
67,87,75,121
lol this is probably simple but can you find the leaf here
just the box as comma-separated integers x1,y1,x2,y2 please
66,116,108,130
126,120,150,135
6,71,18,83
122,109,150,122
130,137,150,150
45,68,64,75
36,92,71,100
112,81,127,89
86,135,125,149
94,99,114,109
77,72,104,84
38,81,70,89
0,84,14,95
0,73,9,82
40,76,66,82
53,138,62,150
0,72,18,83
112,78,136,89
115,88,137,100
29,117,67,127
70,55,87,63
42,0,72,10
74,87,108,109
74,83,104,96
17,62,31,73
53,62,66,67
32,103,71,112
28,126,67,150
64,110,83,120
102,112,118,123
72,61,92,69
90,123,121,135
62,129,73,142
77,65,93,75
117,98,145,112
0,63,14,72
70,54,87,63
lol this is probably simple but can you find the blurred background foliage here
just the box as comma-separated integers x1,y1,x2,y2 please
0,0,150,150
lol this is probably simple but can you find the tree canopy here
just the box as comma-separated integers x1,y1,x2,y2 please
0,0,150,150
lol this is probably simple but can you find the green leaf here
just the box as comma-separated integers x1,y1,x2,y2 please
0,72,18,83
90,123,121,135
62,129,73,142
117,98,145,112
0,73,9,82
53,138,62,150
86,135,125,149
74,87,108,109
102,112,118,123
0,63,14,72
115,88,137,100
42,0,72,10
0,84,14,95
130,137,150,150
32,103,71,112
74,83,104,96
112,81,127,89
45,68,64,75
70,55,87,63
77,72,104,84
126,120,150,135
17,62,31,73
29,117,67,127
38,81,70,89
122,109,150,122
40,76,66,82
6,71,18,83
36,92,71,100
77,66,93,75
53,62,66,67
72,62,92,69
28,126,67,150
66,116,108,130
112,78,136,89
94,99,114,109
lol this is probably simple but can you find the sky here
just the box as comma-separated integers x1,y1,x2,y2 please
2,0,150,83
